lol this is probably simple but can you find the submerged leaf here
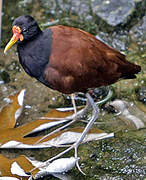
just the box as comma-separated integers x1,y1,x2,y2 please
0,90,113,149
0,105,74,148
109,99,145,129
0,154,38,178
0,126,114,149
0,89,25,130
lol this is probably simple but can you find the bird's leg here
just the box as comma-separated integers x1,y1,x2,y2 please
34,95,91,145
36,94,76,121
80,88,113,124
29,93,99,174
74,92,99,154
72,92,99,174
71,93,77,114
43,93,98,149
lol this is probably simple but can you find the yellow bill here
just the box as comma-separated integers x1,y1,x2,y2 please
4,35,18,54
4,26,24,54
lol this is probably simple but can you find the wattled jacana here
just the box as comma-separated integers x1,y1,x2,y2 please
4,15,141,166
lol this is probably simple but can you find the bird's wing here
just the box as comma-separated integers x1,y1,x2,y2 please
47,25,108,75
43,25,140,93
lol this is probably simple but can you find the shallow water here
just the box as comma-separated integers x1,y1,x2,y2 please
0,0,146,179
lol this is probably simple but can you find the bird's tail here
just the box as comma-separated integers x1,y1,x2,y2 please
121,63,141,79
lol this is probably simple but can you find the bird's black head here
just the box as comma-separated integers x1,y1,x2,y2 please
4,15,42,53
12,15,42,42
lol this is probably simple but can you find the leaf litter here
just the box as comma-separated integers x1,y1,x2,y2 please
0,89,114,179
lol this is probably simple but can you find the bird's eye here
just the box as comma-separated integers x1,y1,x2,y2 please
22,27,28,33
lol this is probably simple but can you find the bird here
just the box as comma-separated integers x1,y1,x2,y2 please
4,15,141,166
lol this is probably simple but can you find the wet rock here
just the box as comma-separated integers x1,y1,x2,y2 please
61,0,90,17
96,30,129,51
91,87,109,100
129,15,146,45
136,86,146,104
91,0,141,26
5,61,21,72
39,0,145,52
41,0,145,28
0,70,10,83
18,0,32,8
41,0,90,17
64,87,110,107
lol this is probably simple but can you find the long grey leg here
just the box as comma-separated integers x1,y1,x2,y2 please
29,92,99,174
71,93,77,114
74,92,99,147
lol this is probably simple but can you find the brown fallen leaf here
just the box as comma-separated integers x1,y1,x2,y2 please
0,154,78,179
0,90,113,149
0,89,26,130
0,154,38,178
0,108,75,148
0,90,76,147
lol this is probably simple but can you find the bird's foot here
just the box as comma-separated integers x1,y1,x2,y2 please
74,145,86,175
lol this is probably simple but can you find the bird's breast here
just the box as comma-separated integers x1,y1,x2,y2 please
17,29,53,82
